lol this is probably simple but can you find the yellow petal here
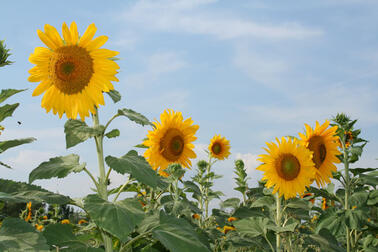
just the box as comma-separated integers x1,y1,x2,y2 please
62,22,72,45
37,30,57,50
32,80,52,96
79,23,97,47
70,22,79,44
86,36,108,51
44,24,63,48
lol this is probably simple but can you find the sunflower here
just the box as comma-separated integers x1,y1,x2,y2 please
28,22,119,120
208,134,231,160
299,120,341,187
257,137,315,199
143,109,199,174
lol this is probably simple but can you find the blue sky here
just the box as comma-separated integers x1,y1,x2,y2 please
1,0,377,204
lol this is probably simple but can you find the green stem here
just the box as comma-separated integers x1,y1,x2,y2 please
276,193,282,252
83,167,99,190
264,234,275,252
205,156,212,219
121,231,151,251
342,138,351,252
113,176,131,202
93,108,113,252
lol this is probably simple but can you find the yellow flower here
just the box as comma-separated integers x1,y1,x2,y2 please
257,137,316,199
223,226,236,234
301,192,315,204
25,202,32,222
208,135,231,160
299,120,341,187
143,109,199,174
35,224,44,231
322,198,330,210
192,214,200,220
28,22,119,121
61,219,70,224
42,216,48,220
352,205,357,210
78,219,88,225
311,215,318,222
227,217,237,222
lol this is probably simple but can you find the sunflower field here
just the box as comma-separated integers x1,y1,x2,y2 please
0,21,377,252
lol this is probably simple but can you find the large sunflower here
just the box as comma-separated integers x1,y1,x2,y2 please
298,120,341,187
209,134,231,160
28,22,119,120
257,137,315,199
143,109,199,175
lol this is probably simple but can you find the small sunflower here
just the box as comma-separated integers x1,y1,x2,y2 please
208,134,231,160
257,137,315,199
299,120,341,187
143,109,199,174
28,22,119,120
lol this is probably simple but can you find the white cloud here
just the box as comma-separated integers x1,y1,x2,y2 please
235,152,261,175
121,0,323,40
6,150,57,169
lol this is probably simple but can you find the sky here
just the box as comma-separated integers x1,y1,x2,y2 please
1,0,377,206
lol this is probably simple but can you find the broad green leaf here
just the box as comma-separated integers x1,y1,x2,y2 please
233,206,267,219
105,129,120,139
359,171,378,186
310,228,344,252
83,195,144,242
183,181,201,195
0,179,71,204
350,167,376,176
285,198,311,211
220,197,240,209
0,138,36,153
234,217,274,237
0,89,25,104
117,108,153,126
367,190,378,206
29,154,86,184
105,150,167,189
0,217,49,251
64,119,104,148
106,89,121,103
152,212,211,252
0,103,19,123
251,196,275,209
43,224,103,251
316,211,344,235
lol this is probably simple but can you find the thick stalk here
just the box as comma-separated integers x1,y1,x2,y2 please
205,156,212,218
93,109,113,252
276,193,282,252
342,139,351,252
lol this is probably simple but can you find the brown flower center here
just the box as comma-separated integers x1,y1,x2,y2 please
308,136,327,169
276,154,301,181
50,46,93,94
211,142,222,155
160,128,185,161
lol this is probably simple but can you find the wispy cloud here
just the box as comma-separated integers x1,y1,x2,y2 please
120,0,323,40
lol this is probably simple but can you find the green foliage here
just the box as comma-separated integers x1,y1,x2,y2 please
0,179,71,204
29,154,86,184
105,129,120,139
233,160,249,201
0,89,26,103
0,217,50,251
0,138,36,154
106,89,121,103
105,150,167,189
117,108,153,126
0,40,13,67
65,119,104,148
0,103,19,123
83,195,144,242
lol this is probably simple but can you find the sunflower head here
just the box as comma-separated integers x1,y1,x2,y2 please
143,109,199,174
257,137,316,200
28,22,119,121
299,120,341,187
208,134,231,160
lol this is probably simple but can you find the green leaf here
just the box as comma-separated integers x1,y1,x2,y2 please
0,89,25,104
106,89,121,103
367,190,378,206
183,181,201,195
105,129,120,139
350,167,376,176
105,150,167,189
234,217,274,237
117,108,153,126
310,228,344,252
0,179,71,204
29,154,86,184
233,206,267,219
83,195,144,242
0,138,36,153
285,198,311,211
251,196,275,209
43,223,103,251
0,103,19,123
220,197,240,209
64,119,104,148
152,212,211,252
359,171,378,186
0,217,49,251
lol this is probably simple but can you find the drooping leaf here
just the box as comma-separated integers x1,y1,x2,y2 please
152,212,211,252
105,129,120,139
0,103,19,123
43,223,103,251
310,228,344,252
251,196,275,209
117,108,153,126
105,150,167,189
83,195,144,242
64,119,104,148
106,89,121,103
233,217,274,237
0,217,49,251
233,206,267,219
183,181,201,195
0,89,26,104
220,197,240,209
285,198,311,211
0,137,36,153
29,154,86,184
0,179,71,204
